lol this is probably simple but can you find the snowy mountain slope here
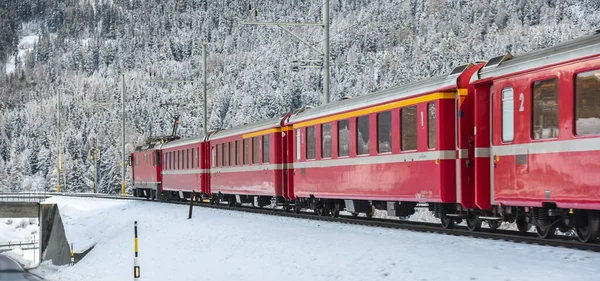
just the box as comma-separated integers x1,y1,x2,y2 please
0,0,600,192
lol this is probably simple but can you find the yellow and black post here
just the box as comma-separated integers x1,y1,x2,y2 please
70,243,74,266
134,221,140,280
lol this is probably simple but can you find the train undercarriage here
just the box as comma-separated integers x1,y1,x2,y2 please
133,187,600,243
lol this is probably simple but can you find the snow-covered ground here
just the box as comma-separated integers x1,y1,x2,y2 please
2,196,596,281
0,218,38,243
0,217,41,268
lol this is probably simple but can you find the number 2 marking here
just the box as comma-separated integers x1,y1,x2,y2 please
519,93,524,112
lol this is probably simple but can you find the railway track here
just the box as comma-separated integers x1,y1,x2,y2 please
43,192,600,253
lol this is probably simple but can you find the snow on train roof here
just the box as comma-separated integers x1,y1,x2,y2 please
287,72,457,124
159,136,205,149
479,32,600,79
207,115,285,140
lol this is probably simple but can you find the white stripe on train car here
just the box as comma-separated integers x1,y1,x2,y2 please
492,138,600,156
474,147,491,158
458,149,469,159
162,169,204,175
292,150,455,169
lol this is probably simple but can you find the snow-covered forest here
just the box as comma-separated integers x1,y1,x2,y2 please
0,0,599,193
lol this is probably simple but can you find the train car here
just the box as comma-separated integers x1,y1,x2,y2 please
206,115,289,207
159,136,207,200
131,144,163,199
284,64,483,220
472,33,600,242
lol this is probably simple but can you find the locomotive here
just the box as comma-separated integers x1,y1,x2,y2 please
130,32,600,243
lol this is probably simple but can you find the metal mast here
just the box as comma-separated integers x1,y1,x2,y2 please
202,41,208,136
121,74,126,196
241,0,331,104
56,89,61,192
322,0,330,104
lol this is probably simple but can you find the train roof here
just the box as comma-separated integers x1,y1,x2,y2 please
207,115,285,140
286,66,469,123
479,32,600,79
159,136,205,149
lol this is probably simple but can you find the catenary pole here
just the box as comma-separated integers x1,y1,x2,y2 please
56,89,61,192
323,0,330,104
241,0,331,104
121,74,126,196
202,41,207,136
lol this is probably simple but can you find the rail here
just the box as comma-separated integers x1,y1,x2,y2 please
0,192,50,202
16,192,600,252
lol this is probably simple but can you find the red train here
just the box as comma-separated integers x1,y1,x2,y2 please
130,33,600,243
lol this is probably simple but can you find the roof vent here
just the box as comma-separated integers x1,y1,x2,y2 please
342,96,352,100
481,53,514,72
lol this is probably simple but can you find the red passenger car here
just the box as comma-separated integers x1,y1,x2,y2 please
472,33,600,242
206,116,289,207
285,64,483,219
160,137,207,200
131,145,162,199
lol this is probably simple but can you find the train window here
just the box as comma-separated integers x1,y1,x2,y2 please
155,151,161,167
211,146,215,167
263,135,270,163
223,143,228,166
338,120,350,157
244,139,249,164
428,103,436,149
401,106,418,151
135,155,138,166
575,70,600,135
377,111,392,153
180,150,183,169
322,123,332,158
532,78,559,139
306,126,316,160
296,129,301,160
216,145,220,167
236,140,240,165
252,137,259,164
357,116,370,155
185,149,189,169
193,148,196,168
501,88,514,142
228,142,233,166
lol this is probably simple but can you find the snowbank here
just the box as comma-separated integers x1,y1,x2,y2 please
30,196,600,281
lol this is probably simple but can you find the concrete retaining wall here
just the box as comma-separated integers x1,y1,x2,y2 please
40,204,71,266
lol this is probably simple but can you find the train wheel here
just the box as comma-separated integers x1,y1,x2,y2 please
535,224,556,239
330,201,340,218
315,206,324,216
283,205,291,213
575,211,600,243
466,215,482,231
516,216,531,233
351,212,359,217
294,205,301,214
365,206,375,219
488,220,501,231
441,217,455,229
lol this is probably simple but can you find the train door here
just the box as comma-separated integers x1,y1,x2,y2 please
473,83,493,210
456,88,476,208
